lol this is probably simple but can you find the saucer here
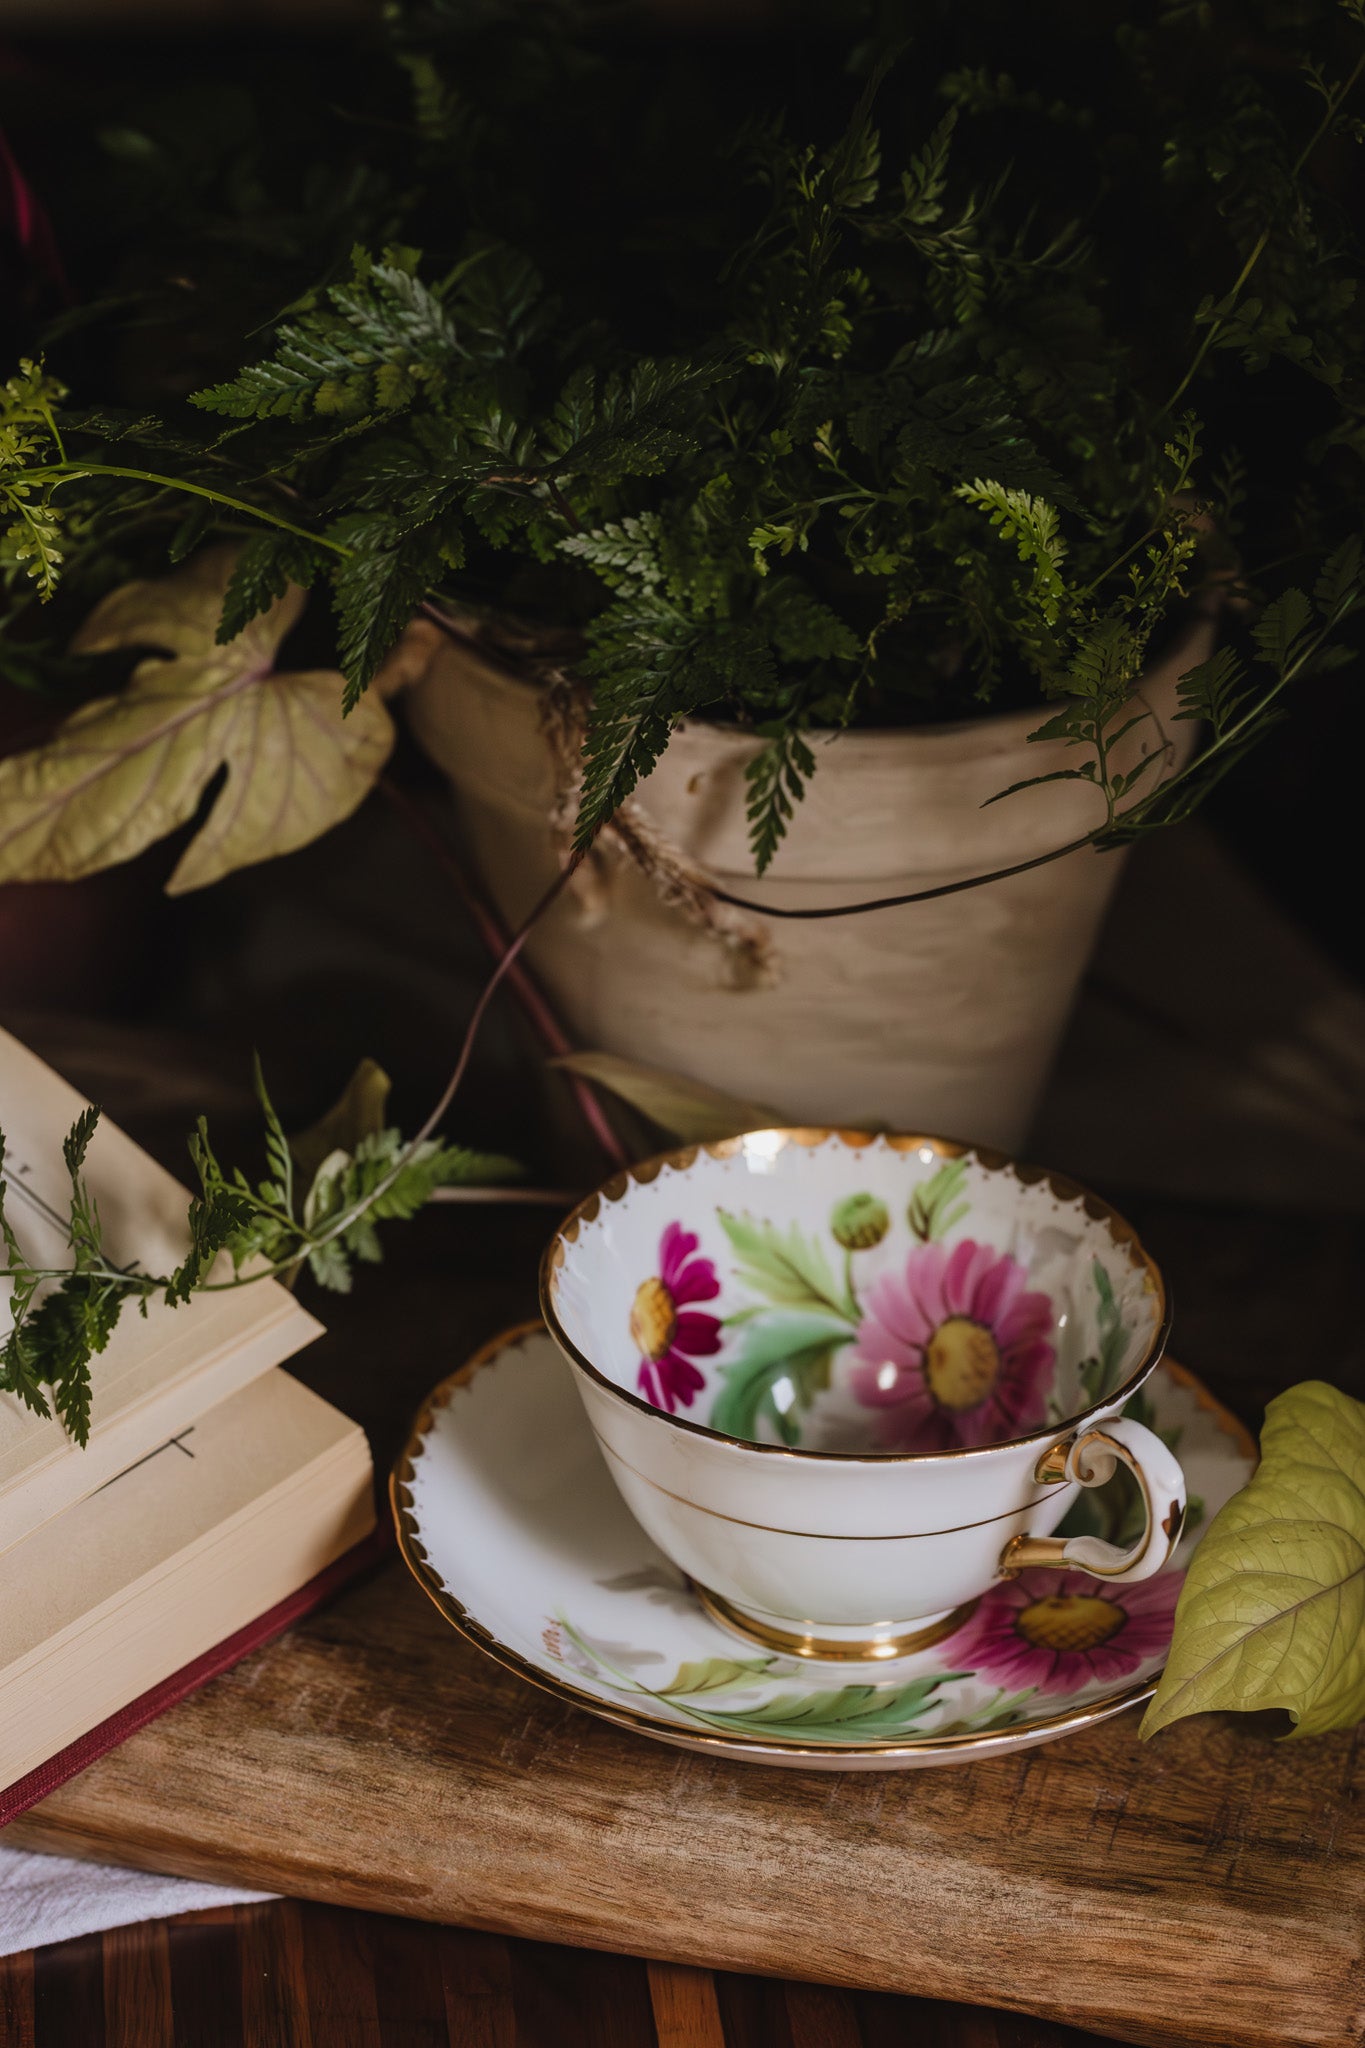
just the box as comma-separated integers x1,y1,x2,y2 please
391,1324,1256,1771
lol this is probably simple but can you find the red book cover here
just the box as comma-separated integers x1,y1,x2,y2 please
0,1521,391,1829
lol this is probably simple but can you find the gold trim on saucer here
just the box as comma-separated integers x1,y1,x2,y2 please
388,1324,1256,1764
695,1585,980,1662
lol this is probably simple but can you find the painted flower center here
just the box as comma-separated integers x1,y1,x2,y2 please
1015,1594,1126,1656
924,1316,1000,1412
630,1277,677,1362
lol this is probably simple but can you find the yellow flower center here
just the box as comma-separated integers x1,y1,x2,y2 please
1016,1594,1125,1656
630,1276,678,1362
924,1316,1000,1412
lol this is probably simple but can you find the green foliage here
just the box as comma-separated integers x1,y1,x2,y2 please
1143,1381,1365,1740
717,1208,858,1323
710,1311,851,1445
0,1060,521,1442
1077,1259,1131,1406
3,4,1365,870
0,361,69,601
907,1157,970,1243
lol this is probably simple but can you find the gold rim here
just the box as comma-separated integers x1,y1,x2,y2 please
538,1127,1172,1466
388,1322,1254,1761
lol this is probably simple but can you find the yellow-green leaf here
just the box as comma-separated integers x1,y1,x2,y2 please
1141,1380,1365,1741
289,1056,392,1187
549,1050,781,1143
0,544,394,895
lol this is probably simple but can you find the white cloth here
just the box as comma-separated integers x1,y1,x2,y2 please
0,1843,276,1956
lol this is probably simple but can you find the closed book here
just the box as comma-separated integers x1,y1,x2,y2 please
0,1024,323,1556
0,1368,376,1808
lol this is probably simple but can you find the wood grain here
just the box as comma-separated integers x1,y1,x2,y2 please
8,1555,1363,2048
648,1962,727,2048
7,1192,1365,2048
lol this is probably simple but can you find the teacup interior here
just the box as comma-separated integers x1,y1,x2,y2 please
547,1134,1163,1454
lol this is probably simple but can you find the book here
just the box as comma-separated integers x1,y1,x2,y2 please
0,1024,323,1556
0,1521,388,1829
0,1367,376,1804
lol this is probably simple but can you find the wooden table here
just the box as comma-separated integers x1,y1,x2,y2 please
6,1196,1365,2048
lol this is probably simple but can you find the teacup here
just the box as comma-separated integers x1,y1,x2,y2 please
540,1130,1183,1660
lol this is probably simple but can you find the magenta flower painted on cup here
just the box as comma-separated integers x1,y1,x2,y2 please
944,1567,1182,1695
631,1222,722,1413
848,1237,1055,1450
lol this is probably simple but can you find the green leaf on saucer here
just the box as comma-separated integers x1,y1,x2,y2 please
710,1310,852,1445
1141,1380,1365,1741
657,1656,775,1695
685,1675,964,1741
718,1209,858,1322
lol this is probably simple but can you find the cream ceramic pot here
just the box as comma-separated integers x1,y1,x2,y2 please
406,616,1213,1152
541,1130,1184,1659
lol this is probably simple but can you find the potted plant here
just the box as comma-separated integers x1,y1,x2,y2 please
0,1,1361,1151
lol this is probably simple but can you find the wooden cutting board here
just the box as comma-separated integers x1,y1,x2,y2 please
7,1204,1365,2048
7,1545,1363,2048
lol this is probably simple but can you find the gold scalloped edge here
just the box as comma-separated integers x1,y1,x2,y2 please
538,1127,1170,1466
386,1325,1263,1759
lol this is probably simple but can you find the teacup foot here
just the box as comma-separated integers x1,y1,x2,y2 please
695,1585,979,1663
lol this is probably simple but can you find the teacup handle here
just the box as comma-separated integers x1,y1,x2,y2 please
999,1417,1187,1584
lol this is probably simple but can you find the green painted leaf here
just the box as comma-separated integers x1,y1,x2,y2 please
688,1675,964,1741
907,1158,970,1243
657,1656,774,1696
710,1311,852,1445
1141,1381,1365,1741
1078,1258,1130,1405
718,1209,857,1322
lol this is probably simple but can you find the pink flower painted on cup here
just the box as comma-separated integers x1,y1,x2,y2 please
943,1567,1182,1696
848,1238,1054,1450
631,1222,722,1413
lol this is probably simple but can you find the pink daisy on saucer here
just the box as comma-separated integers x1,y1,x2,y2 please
943,1567,1182,1696
848,1237,1055,1451
630,1222,722,1414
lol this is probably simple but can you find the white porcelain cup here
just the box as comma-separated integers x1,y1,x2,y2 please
541,1130,1184,1660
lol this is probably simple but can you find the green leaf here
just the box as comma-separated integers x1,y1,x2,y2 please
1252,588,1315,674
953,478,1069,625
710,1314,850,1445
1078,1258,1129,1404
907,1157,969,1242
327,515,449,706
290,1058,392,1186
252,1053,294,1221
718,1209,857,1321
191,250,460,423
743,727,818,874
548,1051,780,1143
1141,1381,1365,1741
687,1675,965,1741
657,1656,775,1696
219,532,328,642
0,547,395,894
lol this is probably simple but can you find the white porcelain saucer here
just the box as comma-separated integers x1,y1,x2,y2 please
391,1323,1256,1771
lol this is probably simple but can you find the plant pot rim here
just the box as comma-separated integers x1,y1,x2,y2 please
437,605,1217,760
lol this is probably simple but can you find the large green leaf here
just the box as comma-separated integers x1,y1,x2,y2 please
710,1311,852,1445
718,1209,857,1322
1142,1380,1365,1741
685,1676,957,1740
0,546,394,894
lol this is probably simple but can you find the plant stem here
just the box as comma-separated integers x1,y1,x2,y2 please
1159,49,1365,422
27,464,352,557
